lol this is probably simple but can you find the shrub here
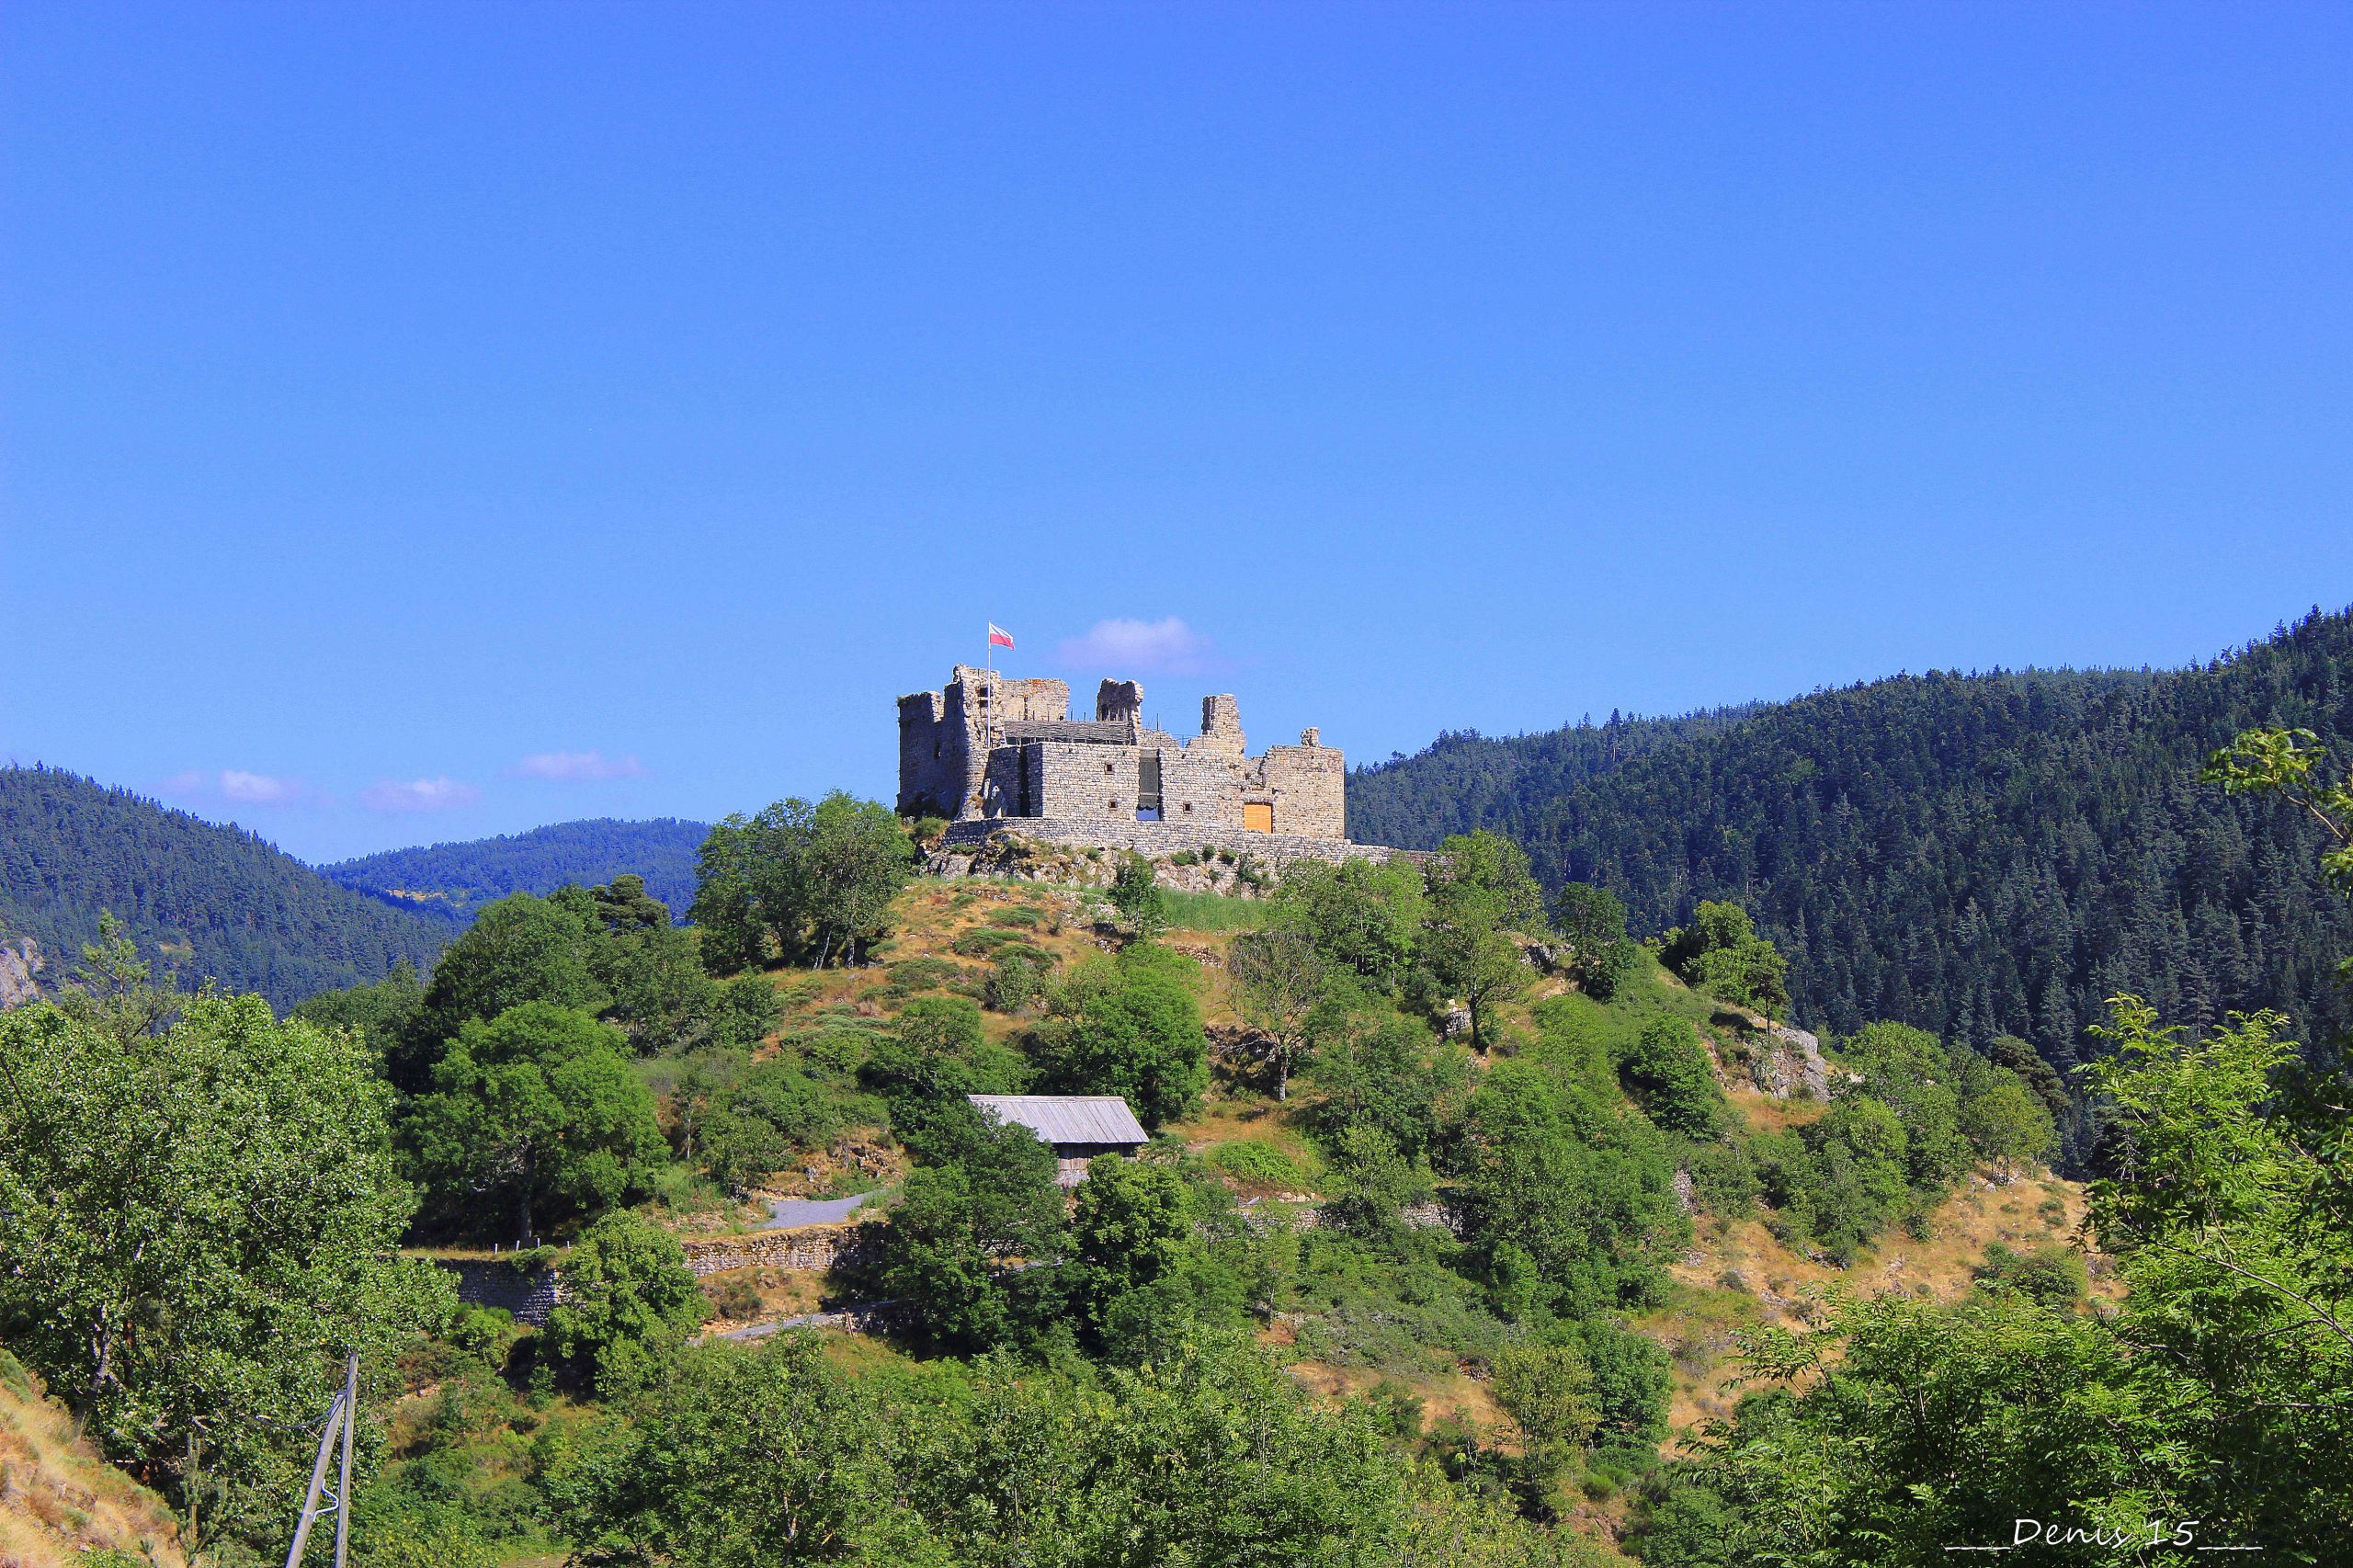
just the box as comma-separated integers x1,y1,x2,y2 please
546,1212,706,1396
1616,1017,1728,1137
1974,1242,2088,1308
1205,1140,1317,1194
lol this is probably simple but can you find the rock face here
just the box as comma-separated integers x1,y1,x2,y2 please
0,937,42,1010
1752,1023,1832,1098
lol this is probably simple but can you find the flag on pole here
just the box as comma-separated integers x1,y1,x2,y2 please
988,623,1015,650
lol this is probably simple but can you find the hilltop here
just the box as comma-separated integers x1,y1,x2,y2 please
0,766,448,1012
1352,607,2353,1071
322,816,708,925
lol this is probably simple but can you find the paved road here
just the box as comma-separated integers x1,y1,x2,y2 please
761,1188,888,1230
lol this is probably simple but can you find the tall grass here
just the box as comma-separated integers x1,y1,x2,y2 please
1159,888,1278,932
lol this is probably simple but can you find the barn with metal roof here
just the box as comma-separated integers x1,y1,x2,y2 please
968,1095,1149,1186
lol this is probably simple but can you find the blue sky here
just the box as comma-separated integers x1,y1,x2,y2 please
6,3,2351,863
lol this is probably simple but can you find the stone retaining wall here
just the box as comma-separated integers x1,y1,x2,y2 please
677,1221,879,1277
933,820,1412,886
436,1258,567,1326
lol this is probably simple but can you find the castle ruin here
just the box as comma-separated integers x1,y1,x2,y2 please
899,665,1396,869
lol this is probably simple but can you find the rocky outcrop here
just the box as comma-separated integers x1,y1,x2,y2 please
1752,1024,1832,1098
0,937,42,1010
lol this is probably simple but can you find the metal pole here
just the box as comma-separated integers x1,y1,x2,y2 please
283,1392,345,1568
332,1351,358,1568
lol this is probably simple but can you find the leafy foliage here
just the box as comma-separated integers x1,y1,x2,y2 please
545,1211,706,1397
0,985,452,1551
690,792,915,971
402,1003,667,1244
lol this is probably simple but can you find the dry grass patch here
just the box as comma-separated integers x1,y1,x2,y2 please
0,1348,187,1568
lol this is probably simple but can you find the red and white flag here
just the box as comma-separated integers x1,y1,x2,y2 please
987,623,1015,650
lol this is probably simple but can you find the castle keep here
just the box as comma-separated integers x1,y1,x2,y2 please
900,666,1389,868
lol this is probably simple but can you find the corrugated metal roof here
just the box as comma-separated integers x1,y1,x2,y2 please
968,1095,1149,1147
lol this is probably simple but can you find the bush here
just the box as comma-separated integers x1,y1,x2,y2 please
1974,1242,2087,1308
1615,1017,1728,1137
546,1211,706,1396
1206,1140,1318,1195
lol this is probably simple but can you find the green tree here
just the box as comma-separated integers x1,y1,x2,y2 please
596,917,720,1054
1423,831,1544,1053
1302,995,1467,1163
1225,926,1329,1100
1459,1059,1688,1316
545,1210,707,1397
699,1060,842,1191
1615,1015,1728,1137
402,1003,666,1244
545,1334,941,1565
1035,945,1209,1130
1490,1342,1600,1487
291,960,424,1068
1108,851,1171,939
1067,1156,1233,1358
0,994,453,1551
689,793,915,971
1268,854,1427,993
879,1113,1069,1354
1549,881,1642,1000
401,891,605,1086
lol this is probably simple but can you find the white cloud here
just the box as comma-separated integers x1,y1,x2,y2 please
219,769,310,805
1052,617,1222,676
359,776,483,812
157,768,316,807
509,750,647,782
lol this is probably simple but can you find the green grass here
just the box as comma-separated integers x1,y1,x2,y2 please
1160,888,1278,932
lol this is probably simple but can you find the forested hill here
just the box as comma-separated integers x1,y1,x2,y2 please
321,817,708,924
1352,607,2353,1057
0,767,448,1011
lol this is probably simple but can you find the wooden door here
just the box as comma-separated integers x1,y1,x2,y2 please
1244,802,1273,833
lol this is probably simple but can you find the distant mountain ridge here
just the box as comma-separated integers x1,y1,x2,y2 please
1351,608,2353,1060
320,817,709,924
0,766,449,1012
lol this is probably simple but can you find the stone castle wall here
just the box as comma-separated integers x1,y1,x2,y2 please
936,817,1405,871
899,667,1350,845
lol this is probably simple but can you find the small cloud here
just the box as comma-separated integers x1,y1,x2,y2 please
157,768,318,807
1053,617,1223,677
220,769,310,805
509,750,647,782
359,776,482,812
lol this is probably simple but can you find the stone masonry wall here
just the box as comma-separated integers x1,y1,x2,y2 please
678,1223,879,1277
436,1258,567,1326
1256,740,1347,839
937,817,1407,872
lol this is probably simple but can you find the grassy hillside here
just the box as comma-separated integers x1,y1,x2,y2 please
0,1346,187,1567
0,766,448,1012
655,878,2093,1547
1351,607,2353,1059
322,816,709,925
